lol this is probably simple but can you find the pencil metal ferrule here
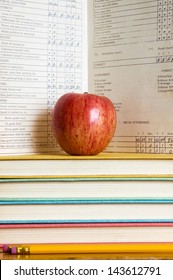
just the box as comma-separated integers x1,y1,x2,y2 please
16,246,30,255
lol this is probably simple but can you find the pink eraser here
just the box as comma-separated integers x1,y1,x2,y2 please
11,247,17,254
3,244,10,253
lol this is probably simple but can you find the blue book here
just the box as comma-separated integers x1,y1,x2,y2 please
1,176,173,204
1,203,173,224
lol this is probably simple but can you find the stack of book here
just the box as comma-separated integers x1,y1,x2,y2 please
1,153,173,259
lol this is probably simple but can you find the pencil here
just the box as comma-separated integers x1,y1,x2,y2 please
10,242,173,255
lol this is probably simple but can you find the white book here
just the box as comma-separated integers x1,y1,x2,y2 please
1,223,173,244
0,153,173,177
1,203,173,223
1,1,173,155
1,176,173,202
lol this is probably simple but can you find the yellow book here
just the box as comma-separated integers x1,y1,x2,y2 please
0,153,173,178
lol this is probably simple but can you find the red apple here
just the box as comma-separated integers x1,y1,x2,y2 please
52,92,116,155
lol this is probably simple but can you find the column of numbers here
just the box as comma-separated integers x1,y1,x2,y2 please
74,1,83,92
47,1,58,147
157,0,173,40
65,1,75,92
56,1,82,94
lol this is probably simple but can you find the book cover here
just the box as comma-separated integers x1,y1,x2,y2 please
1,198,173,205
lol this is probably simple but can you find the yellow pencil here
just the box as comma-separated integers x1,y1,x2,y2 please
11,243,173,255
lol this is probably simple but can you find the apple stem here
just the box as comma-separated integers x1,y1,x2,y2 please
84,92,88,94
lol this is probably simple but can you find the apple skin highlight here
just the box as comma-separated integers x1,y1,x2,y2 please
52,93,116,155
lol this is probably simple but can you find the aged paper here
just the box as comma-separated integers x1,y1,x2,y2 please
0,0,87,154
1,0,173,155
88,0,173,154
